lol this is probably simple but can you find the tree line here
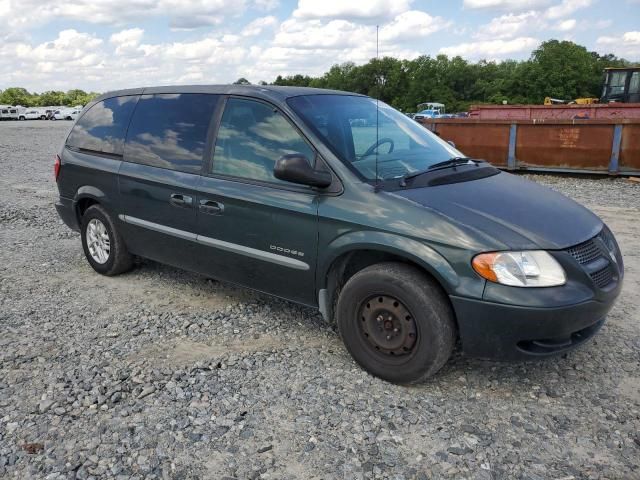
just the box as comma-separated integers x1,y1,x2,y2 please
0,88,99,108
1,40,635,113
272,40,635,112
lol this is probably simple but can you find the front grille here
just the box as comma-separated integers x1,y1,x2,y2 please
566,238,602,265
565,230,619,289
590,265,614,288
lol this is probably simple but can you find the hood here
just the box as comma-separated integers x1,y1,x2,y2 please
393,172,602,250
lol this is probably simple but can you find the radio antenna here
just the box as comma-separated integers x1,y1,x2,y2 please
374,24,380,192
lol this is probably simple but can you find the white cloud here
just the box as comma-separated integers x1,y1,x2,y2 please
439,36,539,59
463,0,551,11
544,0,591,19
14,29,103,63
253,0,279,10
475,11,541,39
293,0,412,20
597,31,640,57
555,18,576,31
381,10,450,42
241,15,277,36
273,10,447,51
110,28,144,55
0,0,247,29
597,31,640,45
273,18,370,49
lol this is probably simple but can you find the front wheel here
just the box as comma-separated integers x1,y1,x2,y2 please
336,262,456,384
80,205,133,276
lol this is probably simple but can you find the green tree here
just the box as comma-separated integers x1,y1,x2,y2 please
273,74,313,86
62,89,97,106
37,91,65,106
525,40,603,101
0,87,33,106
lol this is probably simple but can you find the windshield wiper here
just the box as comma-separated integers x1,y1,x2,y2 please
427,156,476,171
399,157,479,186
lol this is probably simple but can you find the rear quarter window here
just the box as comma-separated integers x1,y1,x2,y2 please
124,93,220,174
66,96,139,156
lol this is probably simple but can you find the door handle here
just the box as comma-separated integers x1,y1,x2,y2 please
170,194,193,208
199,199,224,215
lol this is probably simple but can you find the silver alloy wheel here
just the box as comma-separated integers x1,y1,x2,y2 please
86,218,111,264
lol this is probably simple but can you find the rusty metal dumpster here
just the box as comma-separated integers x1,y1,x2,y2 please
420,118,640,176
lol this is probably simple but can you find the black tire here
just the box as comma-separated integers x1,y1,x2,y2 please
336,262,455,384
80,205,133,276
19,116,25,121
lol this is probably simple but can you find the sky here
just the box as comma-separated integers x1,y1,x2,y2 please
1,0,639,93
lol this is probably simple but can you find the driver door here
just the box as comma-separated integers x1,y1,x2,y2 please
195,97,320,305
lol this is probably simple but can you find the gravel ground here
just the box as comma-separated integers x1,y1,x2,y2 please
1,121,639,480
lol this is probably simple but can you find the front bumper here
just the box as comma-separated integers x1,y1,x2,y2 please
55,196,79,231
450,295,616,360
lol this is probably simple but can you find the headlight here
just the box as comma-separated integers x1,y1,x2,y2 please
472,251,566,287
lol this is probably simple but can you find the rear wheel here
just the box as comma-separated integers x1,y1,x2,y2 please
80,205,133,276
336,262,455,384
19,116,25,121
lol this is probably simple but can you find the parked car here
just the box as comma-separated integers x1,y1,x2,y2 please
51,108,81,121
414,102,446,121
54,86,623,383
22,109,47,120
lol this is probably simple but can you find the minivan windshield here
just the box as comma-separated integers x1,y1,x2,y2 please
287,95,463,182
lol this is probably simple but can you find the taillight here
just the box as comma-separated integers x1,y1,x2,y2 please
54,155,61,181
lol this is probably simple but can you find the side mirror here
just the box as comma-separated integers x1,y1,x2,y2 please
447,140,456,149
274,154,332,188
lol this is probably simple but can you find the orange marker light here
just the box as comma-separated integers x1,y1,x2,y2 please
472,253,499,282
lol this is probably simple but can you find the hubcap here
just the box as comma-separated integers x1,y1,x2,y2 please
359,295,417,356
86,219,110,264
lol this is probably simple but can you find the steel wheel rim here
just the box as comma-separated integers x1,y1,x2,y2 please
86,219,110,264
358,295,417,356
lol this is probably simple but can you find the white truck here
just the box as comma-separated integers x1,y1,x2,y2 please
51,108,81,121
21,108,48,120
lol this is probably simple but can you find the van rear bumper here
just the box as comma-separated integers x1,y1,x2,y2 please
450,295,615,360
55,197,79,231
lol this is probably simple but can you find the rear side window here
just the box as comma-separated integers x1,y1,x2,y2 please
211,98,315,184
66,96,138,156
124,93,219,174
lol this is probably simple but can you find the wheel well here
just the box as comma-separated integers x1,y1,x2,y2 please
76,197,98,223
323,250,450,324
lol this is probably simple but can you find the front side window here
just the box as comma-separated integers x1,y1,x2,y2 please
124,93,219,173
288,95,460,182
607,71,628,95
211,98,315,184
66,96,138,155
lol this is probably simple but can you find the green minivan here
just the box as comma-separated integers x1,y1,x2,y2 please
55,85,623,383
